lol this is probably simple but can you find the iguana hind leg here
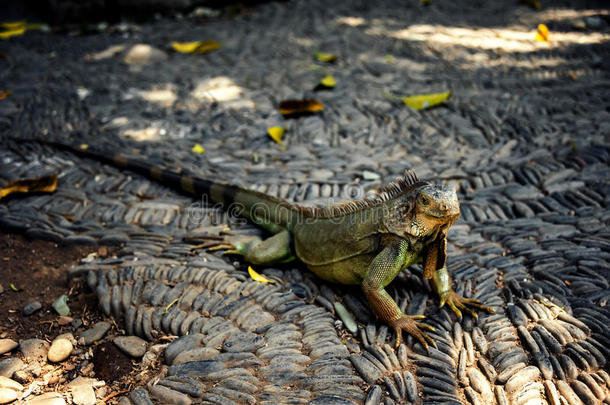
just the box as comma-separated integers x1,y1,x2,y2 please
198,229,295,265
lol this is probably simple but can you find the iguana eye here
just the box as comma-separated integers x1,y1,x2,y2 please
420,196,430,206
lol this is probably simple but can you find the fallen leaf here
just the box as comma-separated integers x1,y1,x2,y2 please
402,91,451,110
314,51,337,63
172,40,220,54
248,266,274,283
267,126,285,147
0,174,58,200
535,24,549,42
0,26,26,40
9,283,20,292
319,75,336,88
192,143,205,154
0,90,11,100
279,98,324,116
1,21,26,30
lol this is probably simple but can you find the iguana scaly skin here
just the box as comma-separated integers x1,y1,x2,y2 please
26,140,493,348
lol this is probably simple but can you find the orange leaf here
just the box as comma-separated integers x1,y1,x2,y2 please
0,174,58,200
279,98,324,116
0,90,11,100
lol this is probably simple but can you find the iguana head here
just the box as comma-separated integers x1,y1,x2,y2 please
382,182,460,239
407,184,460,238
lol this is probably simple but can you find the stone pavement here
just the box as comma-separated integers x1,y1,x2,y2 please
0,0,609,404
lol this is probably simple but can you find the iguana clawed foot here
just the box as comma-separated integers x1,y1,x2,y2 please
389,314,437,350
440,291,494,319
193,234,259,256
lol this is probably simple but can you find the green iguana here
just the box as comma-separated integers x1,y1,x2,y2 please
15,139,493,348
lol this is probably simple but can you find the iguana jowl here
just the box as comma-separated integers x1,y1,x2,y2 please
28,140,493,348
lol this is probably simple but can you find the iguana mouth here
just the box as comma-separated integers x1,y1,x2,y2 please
426,209,454,218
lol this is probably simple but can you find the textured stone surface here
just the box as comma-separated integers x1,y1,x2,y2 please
0,0,609,404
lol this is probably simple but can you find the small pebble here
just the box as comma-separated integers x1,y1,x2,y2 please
51,295,70,316
114,336,147,358
19,339,49,362
0,376,23,391
57,316,73,326
24,392,66,405
68,377,97,405
79,321,111,345
334,302,358,334
0,388,17,405
0,340,18,356
22,301,42,316
48,338,73,363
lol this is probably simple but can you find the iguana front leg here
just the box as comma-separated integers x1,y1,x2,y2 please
432,266,494,318
362,240,435,349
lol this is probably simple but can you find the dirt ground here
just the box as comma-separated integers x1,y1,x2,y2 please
0,232,145,402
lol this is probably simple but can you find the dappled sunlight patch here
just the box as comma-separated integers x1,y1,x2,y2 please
519,8,608,26
101,116,130,130
188,76,255,110
138,86,177,107
121,127,162,142
335,16,366,27
380,24,608,52
84,44,127,61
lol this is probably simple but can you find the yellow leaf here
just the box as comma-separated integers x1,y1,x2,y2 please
0,90,11,100
268,126,285,146
1,21,26,30
385,54,395,63
279,99,324,116
315,51,337,63
192,143,205,154
319,75,336,88
248,266,274,283
0,27,26,40
402,91,451,110
172,40,220,54
421,0,430,5
535,24,549,42
0,174,58,200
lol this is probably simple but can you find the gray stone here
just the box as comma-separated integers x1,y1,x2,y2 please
148,384,192,405
172,348,219,365
22,301,42,316
165,334,204,365
349,354,381,385
79,321,111,345
19,339,49,362
114,336,147,358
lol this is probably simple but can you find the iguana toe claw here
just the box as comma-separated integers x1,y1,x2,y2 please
441,291,494,318
208,244,235,252
391,315,437,350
